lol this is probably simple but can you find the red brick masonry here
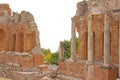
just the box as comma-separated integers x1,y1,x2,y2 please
58,61,118,80
0,52,43,68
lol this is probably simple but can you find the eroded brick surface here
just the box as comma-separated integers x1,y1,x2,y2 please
58,0,120,80
0,3,44,80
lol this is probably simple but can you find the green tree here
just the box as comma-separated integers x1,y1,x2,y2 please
41,48,51,61
63,38,78,59
76,38,79,51
41,38,78,64
41,48,59,65
49,52,59,64
41,48,51,55
64,40,71,59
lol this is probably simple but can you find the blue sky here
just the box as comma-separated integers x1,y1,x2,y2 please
0,0,82,52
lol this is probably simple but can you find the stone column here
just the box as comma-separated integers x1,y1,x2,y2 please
103,13,110,67
88,15,94,64
117,17,120,80
70,17,76,62
59,41,64,60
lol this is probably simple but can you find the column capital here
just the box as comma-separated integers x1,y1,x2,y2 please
88,15,93,32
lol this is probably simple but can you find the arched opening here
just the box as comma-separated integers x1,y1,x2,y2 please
84,32,88,60
26,34,33,52
19,33,24,52
76,31,79,52
101,32,104,61
11,34,16,51
0,29,5,51
93,32,95,61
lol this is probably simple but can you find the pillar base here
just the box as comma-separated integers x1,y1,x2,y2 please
87,62,94,65
67,58,75,62
59,58,65,62
86,61,94,65
103,63,110,68
101,65,111,69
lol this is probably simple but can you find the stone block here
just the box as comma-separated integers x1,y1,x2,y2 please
37,65,48,73
11,55,20,64
58,61,86,79
0,54,5,64
4,54,12,64
33,54,43,67
19,55,33,68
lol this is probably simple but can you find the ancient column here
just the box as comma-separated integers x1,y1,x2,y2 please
70,17,76,62
117,17,120,80
59,41,64,60
103,13,110,67
87,15,94,64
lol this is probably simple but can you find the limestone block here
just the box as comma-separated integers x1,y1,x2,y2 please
31,46,41,54
37,65,48,73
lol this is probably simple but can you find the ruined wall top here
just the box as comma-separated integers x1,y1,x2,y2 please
75,0,120,16
13,11,35,24
0,4,35,25
0,4,37,29
0,3,41,53
75,1,88,16
0,4,11,15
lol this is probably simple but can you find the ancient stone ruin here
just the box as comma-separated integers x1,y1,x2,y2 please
58,0,120,80
0,3,44,80
2,0,120,80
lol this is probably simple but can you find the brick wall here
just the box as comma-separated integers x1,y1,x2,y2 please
58,61,118,80
0,52,43,68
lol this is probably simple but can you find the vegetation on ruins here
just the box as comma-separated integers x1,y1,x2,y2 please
64,38,78,59
63,40,71,59
41,48,59,64
41,38,78,64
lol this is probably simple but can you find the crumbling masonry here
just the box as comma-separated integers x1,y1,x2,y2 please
58,0,120,80
0,4,43,80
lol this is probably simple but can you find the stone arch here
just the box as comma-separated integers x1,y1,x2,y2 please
0,29,5,51
11,34,16,51
84,32,88,60
110,32,111,56
101,32,104,61
93,32,95,60
19,32,24,52
26,33,33,51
